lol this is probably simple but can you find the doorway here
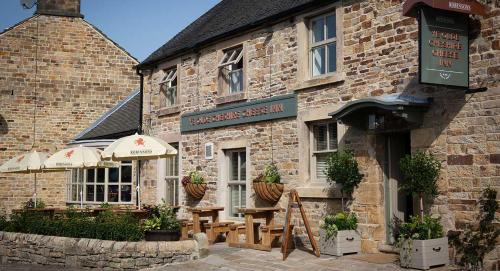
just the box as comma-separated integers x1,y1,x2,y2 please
384,132,413,244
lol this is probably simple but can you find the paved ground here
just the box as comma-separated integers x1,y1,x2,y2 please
146,243,451,271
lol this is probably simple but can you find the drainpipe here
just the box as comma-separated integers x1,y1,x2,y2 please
135,68,144,209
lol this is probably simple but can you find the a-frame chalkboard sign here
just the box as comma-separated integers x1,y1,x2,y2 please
281,189,320,260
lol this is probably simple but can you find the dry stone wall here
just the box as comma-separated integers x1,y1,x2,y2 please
0,231,199,270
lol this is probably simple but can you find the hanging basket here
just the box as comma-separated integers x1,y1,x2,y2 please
253,182,284,203
184,183,207,200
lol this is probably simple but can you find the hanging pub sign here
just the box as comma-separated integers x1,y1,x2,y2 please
402,0,487,88
180,94,297,132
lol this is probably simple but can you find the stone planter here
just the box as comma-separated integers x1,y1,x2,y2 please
253,182,284,203
400,237,448,270
184,183,207,200
319,229,360,256
145,229,181,241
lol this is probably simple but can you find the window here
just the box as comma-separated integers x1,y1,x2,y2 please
227,149,246,218
164,143,179,206
310,12,337,77
67,161,133,204
159,68,177,107
219,46,243,94
311,122,338,181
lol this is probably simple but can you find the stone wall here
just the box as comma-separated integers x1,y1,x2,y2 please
140,0,499,266
0,231,199,270
0,14,139,215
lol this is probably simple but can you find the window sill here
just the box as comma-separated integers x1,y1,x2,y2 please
215,92,246,105
157,105,181,117
296,183,342,199
292,73,345,92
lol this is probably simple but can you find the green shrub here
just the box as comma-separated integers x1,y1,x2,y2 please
325,150,363,210
263,163,280,184
400,151,441,220
320,212,357,239
394,215,444,241
0,216,8,231
450,187,499,270
24,198,46,209
143,200,180,232
3,209,143,241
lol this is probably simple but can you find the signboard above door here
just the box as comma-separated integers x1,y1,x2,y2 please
402,0,487,88
419,7,469,87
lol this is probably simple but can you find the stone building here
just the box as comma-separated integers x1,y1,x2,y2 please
137,0,498,262
0,0,139,214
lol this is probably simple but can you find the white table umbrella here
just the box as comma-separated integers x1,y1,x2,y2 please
102,133,178,209
44,146,119,207
0,151,51,208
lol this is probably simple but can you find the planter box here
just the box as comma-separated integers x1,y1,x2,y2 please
145,230,181,241
253,182,284,203
319,229,360,256
400,237,448,270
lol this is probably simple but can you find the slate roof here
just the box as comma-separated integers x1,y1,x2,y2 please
73,90,140,141
138,0,332,68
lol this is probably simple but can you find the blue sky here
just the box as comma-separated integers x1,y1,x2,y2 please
0,0,220,61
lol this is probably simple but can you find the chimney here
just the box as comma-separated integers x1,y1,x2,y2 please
36,0,83,18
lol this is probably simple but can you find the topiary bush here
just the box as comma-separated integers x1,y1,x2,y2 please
320,212,358,239
325,150,363,210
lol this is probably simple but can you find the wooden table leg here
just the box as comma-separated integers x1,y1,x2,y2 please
193,212,201,233
212,211,219,223
266,212,275,228
245,214,254,245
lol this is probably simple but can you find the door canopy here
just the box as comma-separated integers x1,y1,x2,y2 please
403,0,487,18
329,94,432,133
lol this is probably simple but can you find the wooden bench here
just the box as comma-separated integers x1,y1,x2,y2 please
228,222,261,246
261,225,293,249
203,221,235,244
180,219,208,240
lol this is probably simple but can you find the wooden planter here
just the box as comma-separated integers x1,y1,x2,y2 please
253,182,284,203
145,230,181,241
184,183,207,200
319,229,360,256
400,237,448,270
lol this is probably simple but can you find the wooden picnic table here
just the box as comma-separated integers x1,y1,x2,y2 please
188,206,224,233
232,207,284,251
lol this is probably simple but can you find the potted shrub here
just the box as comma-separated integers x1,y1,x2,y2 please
395,215,447,270
143,202,181,241
397,151,447,269
182,171,207,200
321,150,363,256
253,163,284,203
319,212,360,256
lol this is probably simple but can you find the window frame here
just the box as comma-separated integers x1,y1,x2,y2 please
66,161,134,205
159,67,178,108
309,11,337,78
226,149,246,219
164,143,179,206
219,45,244,95
309,120,338,183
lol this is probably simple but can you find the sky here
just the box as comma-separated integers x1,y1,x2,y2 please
0,0,220,61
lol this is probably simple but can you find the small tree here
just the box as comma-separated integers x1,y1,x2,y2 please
399,151,441,222
325,150,363,211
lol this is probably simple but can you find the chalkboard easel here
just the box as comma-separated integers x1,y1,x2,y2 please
281,189,320,260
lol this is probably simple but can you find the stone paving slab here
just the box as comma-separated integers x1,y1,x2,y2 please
144,243,453,271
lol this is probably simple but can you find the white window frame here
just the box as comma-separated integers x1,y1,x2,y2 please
219,46,244,94
164,143,179,206
310,121,338,182
159,68,178,107
226,149,246,219
66,161,134,204
309,11,337,77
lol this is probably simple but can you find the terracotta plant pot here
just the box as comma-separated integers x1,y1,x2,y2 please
253,182,284,203
184,183,207,200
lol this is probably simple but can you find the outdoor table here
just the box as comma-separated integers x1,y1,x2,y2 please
188,206,224,233
12,208,58,218
234,207,284,251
